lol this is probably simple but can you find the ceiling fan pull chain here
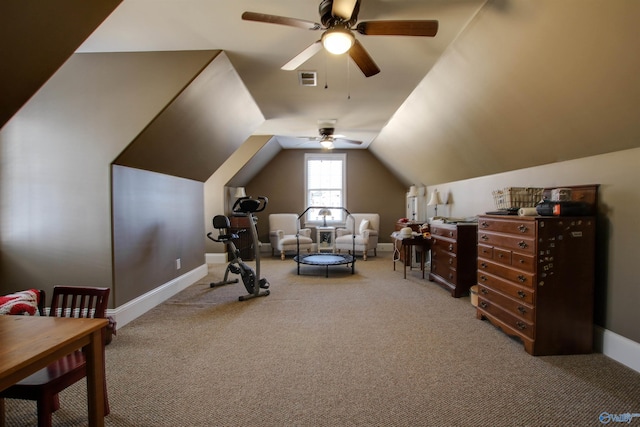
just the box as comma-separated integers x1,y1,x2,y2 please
325,51,329,89
347,55,351,100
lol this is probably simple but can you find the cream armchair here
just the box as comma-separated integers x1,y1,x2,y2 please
335,213,379,260
269,214,313,260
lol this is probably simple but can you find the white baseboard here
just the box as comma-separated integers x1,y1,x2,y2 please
206,252,227,264
595,326,640,374
109,264,208,328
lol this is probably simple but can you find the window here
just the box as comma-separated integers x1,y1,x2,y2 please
305,153,346,222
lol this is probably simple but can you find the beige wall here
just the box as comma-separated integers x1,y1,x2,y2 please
427,147,640,343
0,50,247,307
245,149,407,246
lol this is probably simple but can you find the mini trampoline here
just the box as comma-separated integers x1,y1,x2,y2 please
294,253,355,277
294,207,356,277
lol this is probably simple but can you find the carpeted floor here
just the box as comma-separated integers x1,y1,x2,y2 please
4,254,640,426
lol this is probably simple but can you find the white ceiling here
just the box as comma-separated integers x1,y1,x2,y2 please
77,0,486,149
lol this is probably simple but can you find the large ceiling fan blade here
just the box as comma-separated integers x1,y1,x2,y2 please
348,40,380,77
282,41,323,70
242,11,322,30
332,0,359,21
356,20,439,37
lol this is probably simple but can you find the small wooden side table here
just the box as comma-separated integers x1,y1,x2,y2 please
316,226,335,253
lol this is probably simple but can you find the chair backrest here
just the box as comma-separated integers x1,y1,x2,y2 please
346,213,380,234
269,214,300,234
49,286,110,319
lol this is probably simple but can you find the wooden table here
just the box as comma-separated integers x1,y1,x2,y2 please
392,233,433,279
0,316,108,427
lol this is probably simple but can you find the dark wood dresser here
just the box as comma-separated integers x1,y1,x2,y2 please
229,215,254,260
429,222,478,298
476,214,596,355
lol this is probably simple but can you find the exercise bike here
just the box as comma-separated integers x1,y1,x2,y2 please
206,196,270,301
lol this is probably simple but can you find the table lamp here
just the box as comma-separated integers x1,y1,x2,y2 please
428,190,443,217
318,208,332,226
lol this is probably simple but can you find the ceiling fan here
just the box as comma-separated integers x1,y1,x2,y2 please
242,0,439,77
297,124,363,149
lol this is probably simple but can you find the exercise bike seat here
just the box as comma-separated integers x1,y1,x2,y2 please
208,215,239,243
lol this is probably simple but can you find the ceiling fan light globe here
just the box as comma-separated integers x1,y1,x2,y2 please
322,27,354,55
320,139,334,149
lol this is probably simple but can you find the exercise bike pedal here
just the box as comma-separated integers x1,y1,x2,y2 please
228,264,241,275
259,278,269,289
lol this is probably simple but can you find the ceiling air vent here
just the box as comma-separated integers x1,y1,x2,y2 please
298,71,317,87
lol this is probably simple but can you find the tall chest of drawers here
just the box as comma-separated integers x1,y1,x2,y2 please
429,222,478,298
476,215,595,355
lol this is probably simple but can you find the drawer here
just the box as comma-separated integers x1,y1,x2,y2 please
477,273,534,305
478,259,536,287
493,247,512,266
431,225,457,240
478,217,536,237
478,244,493,259
431,248,457,268
432,261,457,284
512,252,535,271
477,296,534,340
477,231,535,255
432,237,457,254
477,284,535,323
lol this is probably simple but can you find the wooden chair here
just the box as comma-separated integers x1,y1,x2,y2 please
0,286,111,427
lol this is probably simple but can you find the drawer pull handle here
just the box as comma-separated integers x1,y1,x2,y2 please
518,225,528,233
517,275,527,283
479,301,488,309
480,234,489,241
481,221,489,228
516,322,527,330
498,253,504,258
518,241,528,249
480,262,488,269
448,244,454,251
480,275,488,282
480,288,489,295
449,231,454,237
448,273,454,280
517,290,527,299
517,306,527,314
448,258,453,265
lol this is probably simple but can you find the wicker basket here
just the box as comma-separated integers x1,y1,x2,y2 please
492,187,543,210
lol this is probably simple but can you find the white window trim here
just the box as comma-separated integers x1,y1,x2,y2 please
304,152,346,224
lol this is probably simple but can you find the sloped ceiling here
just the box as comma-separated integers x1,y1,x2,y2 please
0,0,122,128
114,51,264,182
371,0,640,186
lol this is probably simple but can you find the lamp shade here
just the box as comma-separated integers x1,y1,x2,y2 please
234,187,247,198
428,190,442,206
407,185,417,197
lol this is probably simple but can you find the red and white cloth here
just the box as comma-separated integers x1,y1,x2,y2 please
0,289,40,315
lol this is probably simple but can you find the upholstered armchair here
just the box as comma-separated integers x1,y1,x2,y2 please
269,214,313,260
335,213,379,260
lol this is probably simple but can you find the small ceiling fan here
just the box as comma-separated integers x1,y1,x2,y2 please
242,0,439,77
296,123,363,149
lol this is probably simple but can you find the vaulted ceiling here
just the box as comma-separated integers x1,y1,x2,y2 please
75,0,487,150
4,0,640,188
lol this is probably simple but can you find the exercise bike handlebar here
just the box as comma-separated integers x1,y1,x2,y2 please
232,196,268,214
